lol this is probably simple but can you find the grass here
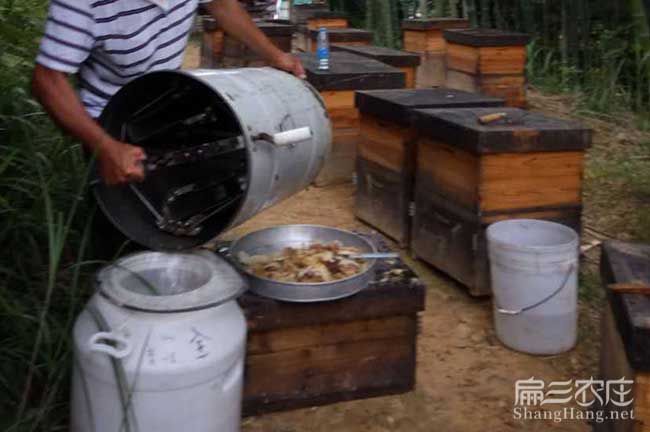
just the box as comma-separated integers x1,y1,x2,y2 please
528,31,650,243
1,1,650,431
0,1,99,430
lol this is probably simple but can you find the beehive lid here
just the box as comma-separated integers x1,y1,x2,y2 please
412,107,592,154
443,28,531,47
331,45,421,67
298,51,406,91
308,27,374,43
263,18,293,25
308,10,348,19
401,18,470,30
355,88,504,123
256,21,296,36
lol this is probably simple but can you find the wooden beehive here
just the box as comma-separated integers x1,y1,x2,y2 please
444,28,531,107
353,89,504,247
332,45,421,88
306,10,349,30
291,2,330,24
598,241,650,432
298,51,406,186
200,17,224,68
238,242,426,415
401,18,469,88
410,107,591,296
308,28,374,52
218,21,295,68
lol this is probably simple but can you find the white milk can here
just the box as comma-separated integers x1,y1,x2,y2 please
71,251,247,432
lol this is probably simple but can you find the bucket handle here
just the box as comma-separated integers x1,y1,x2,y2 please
494,263,575,316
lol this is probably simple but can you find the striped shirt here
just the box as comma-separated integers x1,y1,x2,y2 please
36,0,210,118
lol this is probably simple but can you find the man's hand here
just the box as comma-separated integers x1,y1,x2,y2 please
271,52,307,79
96,137,146,185
206,0,307,79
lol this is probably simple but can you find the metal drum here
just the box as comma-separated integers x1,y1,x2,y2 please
96,68,332,250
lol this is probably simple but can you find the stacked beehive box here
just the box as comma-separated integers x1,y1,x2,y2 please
444,28,530,107
291,2,330,24
298,51,406,186
239,244,426,415
410,107,591,296
332,45,421,88
202,20,295,68
353,89,504,247
598,241,650,431
306,10,349,30
401,18,469,88
294,10,349,52
307,28,374,52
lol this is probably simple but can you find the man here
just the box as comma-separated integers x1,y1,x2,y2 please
32,0,305,185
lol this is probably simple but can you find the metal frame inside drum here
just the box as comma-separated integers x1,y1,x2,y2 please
227,225,378,302
95,69,332,251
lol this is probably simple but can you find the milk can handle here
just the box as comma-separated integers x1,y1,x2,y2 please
494,263,575,316
88,332,132,359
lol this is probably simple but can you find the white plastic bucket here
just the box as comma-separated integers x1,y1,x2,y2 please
486,219,579,355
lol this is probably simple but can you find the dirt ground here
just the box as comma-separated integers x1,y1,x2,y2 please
221,184,594,432
182,44,610,431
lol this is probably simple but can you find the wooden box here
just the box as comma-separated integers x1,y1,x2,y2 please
238,248,426,415
444,28,531,107
332,45,421,88
410,107,592,296
354,88,504,247
294,25,311,52
291,2,330,24
598,241,650,431
308,28,374,52
307,11,349,30
401,18,469,88
219,22,295,68
298,51,406,186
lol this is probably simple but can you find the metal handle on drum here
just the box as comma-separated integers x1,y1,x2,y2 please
254,127,312,147
88,331,132,359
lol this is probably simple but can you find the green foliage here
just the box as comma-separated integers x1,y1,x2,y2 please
0,0,96,430
366,0,401,48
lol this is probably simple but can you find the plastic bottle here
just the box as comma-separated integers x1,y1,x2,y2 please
317,27,329,70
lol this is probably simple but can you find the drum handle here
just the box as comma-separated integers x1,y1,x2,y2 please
254,127,312,147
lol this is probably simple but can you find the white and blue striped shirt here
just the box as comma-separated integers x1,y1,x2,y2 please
37,0,209,118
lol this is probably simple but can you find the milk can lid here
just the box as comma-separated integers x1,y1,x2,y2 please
97,251,247,312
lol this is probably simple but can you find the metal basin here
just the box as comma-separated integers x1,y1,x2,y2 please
227,225,377,302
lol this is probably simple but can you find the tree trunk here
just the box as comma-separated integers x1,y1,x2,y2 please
432,0,445,17
464,0,478,25
480,0,491,27
519,0,535,35
629,0,650,109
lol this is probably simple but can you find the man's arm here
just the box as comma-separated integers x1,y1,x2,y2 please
31,65,145,185
204,0,305,78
